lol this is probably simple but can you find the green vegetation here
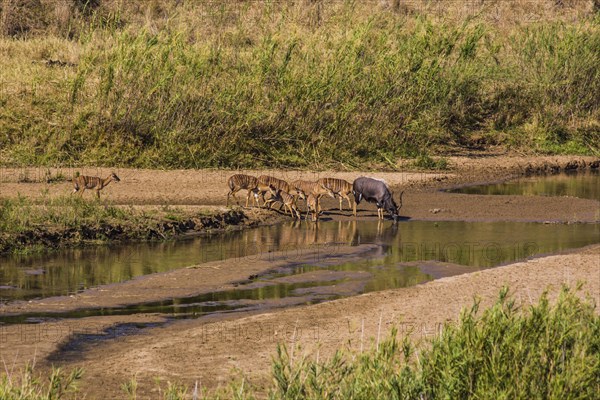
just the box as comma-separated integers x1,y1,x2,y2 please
0,195,246,254
263,286,599,399
2,286,597,399
0,195,126,233
0,1,598,168
0,365,82,400
412,154,448,170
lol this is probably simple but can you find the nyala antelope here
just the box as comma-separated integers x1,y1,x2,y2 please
72,172,120,199
294,181,334,215
290,180,324,201
305,194,319,222
258,175,292,208
226,174,260,207
352,177,403,222
290,180,312,210
271,190,302,219
317,177,355,213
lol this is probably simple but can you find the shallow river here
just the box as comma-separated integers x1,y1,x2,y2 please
0,219,598,324
1,171,598,324
448,170,599,200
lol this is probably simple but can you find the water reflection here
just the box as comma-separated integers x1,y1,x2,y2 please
448,170,600,200
1,220,598,302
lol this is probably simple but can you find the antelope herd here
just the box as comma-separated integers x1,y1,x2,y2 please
64,170,403,222
226,174,404,222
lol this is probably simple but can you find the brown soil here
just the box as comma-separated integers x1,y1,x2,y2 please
0,154,599,398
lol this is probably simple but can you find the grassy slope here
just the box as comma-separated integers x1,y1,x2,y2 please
0,1,599,169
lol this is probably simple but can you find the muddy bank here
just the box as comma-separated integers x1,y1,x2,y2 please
0,167,449,205
404,154,600,190
0,244,385,386
0,155,598,255
399,191,599,223
1,189,597,257
0,207,285,255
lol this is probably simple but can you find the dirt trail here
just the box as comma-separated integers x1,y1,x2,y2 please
0,167,448,205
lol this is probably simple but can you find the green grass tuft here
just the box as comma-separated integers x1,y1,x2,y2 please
412,154,448,170
0,195,127,234
0,365,82,400
264,285,599,399
0,195,246,254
